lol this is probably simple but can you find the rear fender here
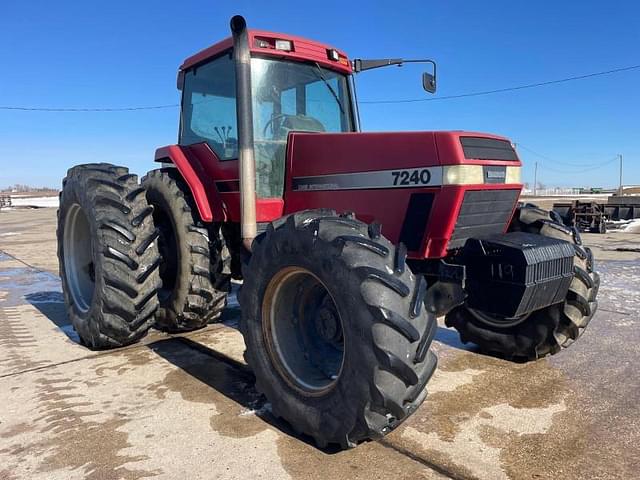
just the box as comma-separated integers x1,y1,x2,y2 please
154,144,225,222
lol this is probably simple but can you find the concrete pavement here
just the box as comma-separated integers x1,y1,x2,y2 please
1,207,638,479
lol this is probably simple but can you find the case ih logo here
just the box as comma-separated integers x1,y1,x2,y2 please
486,170,506,179
483,166,507,184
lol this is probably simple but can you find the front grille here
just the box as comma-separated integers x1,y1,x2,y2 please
460,137,518,161
449,189,520,249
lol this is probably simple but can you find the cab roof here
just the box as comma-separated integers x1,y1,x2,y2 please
180,29,352,74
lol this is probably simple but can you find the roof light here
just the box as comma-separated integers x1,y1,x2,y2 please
256,39,270,48
275,39,292,51
327,49,340,61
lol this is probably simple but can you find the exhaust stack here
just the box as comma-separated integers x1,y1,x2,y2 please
230,15,257,251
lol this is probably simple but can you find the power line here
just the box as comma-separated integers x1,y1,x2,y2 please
516,143,621,175
536,156,619,174
359,64,640,104
0,63,638,112
516,144,617,168
527,155,619,191
0,104,179,112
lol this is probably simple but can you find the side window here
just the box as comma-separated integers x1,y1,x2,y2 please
281,88,296,115
180,53,238,160
306,78,341,132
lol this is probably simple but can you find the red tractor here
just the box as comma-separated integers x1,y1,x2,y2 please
57,16,599,448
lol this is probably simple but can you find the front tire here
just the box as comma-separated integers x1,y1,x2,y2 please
240,210,437,448
142,169,230,332
445,204,600,361
57,163,161,349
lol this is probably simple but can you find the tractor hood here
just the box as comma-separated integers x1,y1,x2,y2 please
286,131,522,190
284,130,524,258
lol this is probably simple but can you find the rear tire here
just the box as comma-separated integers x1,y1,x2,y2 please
57,163,161,349
240,210,437,448
142,168,230,332
445,204,600,361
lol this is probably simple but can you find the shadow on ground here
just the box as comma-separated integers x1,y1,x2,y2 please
149,336,337,452
24,291,80,342
16,270,332,451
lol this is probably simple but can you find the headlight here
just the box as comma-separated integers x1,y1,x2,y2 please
442,165,522,184
505,166,522,184
443,165,484,185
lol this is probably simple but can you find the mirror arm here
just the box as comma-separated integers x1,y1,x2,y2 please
352,58,437,93
352,58,403,72
352,58,436,73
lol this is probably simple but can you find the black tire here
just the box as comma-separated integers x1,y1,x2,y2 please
57,163,161,349
240,210,437,448
445,204,600,361
142,168,230,332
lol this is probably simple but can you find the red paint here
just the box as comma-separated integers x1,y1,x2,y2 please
155,142,284,223
181,30,351,75
283,131,522,258
154,145,216,222
256,198,286,222
157,133,520,259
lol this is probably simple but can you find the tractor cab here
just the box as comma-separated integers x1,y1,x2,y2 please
177,30,357,199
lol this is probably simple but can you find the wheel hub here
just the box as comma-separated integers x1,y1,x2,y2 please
315,301,342,343
262,267,345,396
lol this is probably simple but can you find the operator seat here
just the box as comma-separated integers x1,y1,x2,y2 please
280,115,325,133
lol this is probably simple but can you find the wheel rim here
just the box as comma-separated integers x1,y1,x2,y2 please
63,204,95,313
468,307,530,328
262,267,344,396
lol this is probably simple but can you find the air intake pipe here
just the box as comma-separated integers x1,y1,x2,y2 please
230,15,257,251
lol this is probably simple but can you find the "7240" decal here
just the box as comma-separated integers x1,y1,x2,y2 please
391,169,432,186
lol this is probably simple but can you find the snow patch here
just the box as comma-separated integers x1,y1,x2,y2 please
9,196,59,208
608,218,640,233
239,402,272,417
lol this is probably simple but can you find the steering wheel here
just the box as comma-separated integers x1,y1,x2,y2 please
263,113,289,138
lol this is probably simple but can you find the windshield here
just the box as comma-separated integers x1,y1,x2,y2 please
179,54,355,198
251,57,354,198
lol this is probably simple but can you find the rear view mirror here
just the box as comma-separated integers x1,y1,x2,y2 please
422,65,436,93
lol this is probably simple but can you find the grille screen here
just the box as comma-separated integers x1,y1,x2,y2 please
449,189,520,249
460,137,518,161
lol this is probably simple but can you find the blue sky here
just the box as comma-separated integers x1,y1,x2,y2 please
1,0,638,189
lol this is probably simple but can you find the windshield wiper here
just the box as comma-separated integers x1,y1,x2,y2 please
313,62,345,114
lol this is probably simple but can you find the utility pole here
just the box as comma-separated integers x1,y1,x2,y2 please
533,161,538,196
618,154,623,196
